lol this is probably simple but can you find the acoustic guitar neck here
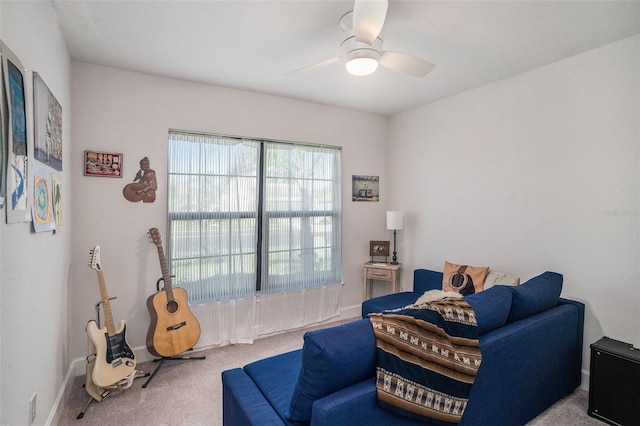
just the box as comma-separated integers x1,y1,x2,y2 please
149,227,174,300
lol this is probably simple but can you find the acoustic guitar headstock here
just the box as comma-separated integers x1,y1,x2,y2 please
148,227,162,247
88,246,102,271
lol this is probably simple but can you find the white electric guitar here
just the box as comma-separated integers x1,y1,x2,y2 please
86,246,137,387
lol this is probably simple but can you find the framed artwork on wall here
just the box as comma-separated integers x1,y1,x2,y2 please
31,163,55,233
2,41,31,223
84,150,123,177
52,173,62,226
0,45,5,209
352,175,379,202
33,72,62,171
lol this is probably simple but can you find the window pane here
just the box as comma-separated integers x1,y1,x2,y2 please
169,138,201,174
262,142,342,292
171,219,201,260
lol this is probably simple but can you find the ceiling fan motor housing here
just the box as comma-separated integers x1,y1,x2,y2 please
341,36,382,63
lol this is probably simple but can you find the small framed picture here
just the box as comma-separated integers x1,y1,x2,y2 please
84,150,123,177
369,240,390,257
352,175,380,202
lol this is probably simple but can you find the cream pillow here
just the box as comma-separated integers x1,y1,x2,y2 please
483,271,520,290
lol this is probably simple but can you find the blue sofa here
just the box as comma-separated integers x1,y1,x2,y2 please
222,269,584,425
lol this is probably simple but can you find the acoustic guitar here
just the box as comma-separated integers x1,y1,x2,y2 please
86,246,137,388
146,228,201,357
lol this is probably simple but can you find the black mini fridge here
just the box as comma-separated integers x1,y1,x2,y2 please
588,337,640,425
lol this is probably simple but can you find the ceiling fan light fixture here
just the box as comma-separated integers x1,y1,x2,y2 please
346,56,379,76
342,36,382,76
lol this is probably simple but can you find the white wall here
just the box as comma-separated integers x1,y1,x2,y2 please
69,62,389,364
0,2,72,425
388,35,640,378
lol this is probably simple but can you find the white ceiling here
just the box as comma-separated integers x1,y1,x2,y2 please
51,0,640,116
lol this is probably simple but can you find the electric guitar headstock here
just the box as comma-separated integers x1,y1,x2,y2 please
88,246,103,271
148,227,162,248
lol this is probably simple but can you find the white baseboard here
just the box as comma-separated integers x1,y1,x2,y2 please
71,344,158,378
337,303,362,321
581,368,590,391
45,356,80,426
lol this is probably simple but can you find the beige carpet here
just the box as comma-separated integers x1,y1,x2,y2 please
58,320,599,425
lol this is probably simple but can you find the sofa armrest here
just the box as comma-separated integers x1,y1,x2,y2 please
558,298,585,385
361,291,421,317
222,368,285,426
463,303,582,425
311,378,423,426
361,270,444,318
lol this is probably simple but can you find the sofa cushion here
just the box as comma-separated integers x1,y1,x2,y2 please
464,285,514,335
442,261,490,295
243,349,302,422
507,271,563,323
287,319,376,422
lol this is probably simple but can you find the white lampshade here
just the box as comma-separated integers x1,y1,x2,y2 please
386,211,403,230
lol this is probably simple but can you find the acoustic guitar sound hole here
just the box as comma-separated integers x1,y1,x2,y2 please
451,273,465,288
166,300,179,314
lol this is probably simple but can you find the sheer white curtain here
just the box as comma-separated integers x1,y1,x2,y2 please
167,131,342,346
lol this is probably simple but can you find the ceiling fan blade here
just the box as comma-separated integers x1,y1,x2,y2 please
379,51,435,77
286,56,341,76
353,0,388,44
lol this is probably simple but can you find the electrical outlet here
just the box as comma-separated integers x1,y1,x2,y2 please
29,393,36,425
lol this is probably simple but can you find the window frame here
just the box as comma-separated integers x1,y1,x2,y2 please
167,130,342,302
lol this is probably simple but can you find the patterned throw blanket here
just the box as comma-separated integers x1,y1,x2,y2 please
369,298,481,424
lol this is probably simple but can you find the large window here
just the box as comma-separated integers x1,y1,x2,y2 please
168,131,342,303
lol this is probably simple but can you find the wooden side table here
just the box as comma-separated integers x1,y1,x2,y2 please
363,262,402,301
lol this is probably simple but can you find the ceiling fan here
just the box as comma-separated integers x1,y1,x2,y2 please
290,0,434,77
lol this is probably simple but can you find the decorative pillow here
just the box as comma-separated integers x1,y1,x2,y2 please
483,270,520,290
442,261,490,295
506,271,563,323
287,319,376,422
